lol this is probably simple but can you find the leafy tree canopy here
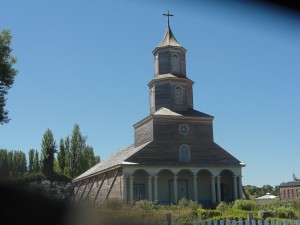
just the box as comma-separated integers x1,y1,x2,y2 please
0,29,18,124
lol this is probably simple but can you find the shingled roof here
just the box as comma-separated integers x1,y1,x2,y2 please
280,181,300,187
73,141,151,181
156,25,181,48
153,107,213,118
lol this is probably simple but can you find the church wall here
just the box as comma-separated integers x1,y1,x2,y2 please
151,79,193,112
74,169,124,204
134,119,153,147
180,53,186,76
155,82,171,110
153,118,213,145
169,81,193,111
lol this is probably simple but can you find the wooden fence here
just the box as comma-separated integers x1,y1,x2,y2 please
154,219,300,225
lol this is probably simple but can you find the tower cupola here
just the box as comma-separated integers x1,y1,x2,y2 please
149,11,193,113
153,11,187,78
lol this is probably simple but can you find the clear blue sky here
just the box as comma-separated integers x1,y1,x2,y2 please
1,0,300,187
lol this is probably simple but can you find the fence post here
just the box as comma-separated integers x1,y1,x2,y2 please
264,220,269,225
284,220,289,225
165,213,171,225
271,220,276,225
278,220,282,225
297,220,300,225
247,213,254,221
239,219,244,225
214,220,218,225
258,220,263,225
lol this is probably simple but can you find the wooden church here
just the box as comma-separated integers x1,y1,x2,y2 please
73,13,245,207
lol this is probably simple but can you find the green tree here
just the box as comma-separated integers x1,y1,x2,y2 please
261,184,274,195
95,155,100,165
12,150,19,176
64,136,70,176
7,151,13,175
28,149,35,172
41,128,57,178
0,29,18,124
57,138,66,175
33,150,40,172
0,149,9,177
84,146,100,168
19,151,27,175
69,124,86,178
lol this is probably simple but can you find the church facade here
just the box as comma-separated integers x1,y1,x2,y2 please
73,16,245,207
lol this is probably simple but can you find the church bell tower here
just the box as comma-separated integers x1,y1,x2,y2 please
149,11,194,113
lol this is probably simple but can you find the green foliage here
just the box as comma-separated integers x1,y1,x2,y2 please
41,128,57,179
0,29,18,124
178,198,200,211
100,198,123,210
198,208,222,220
28,149,35,172
69,123,87,177
0,149,26,177
33,150,40,172
244,184,279,198
232,199,257,211
258,199,300,219
0,149,9,176
22,171,46,183
84,198,300,225
134,199,156,210
216,201,230,212
176,208,194,225
66,124,100,178
211,199,299,220
57,138,66,175
272,206,295,219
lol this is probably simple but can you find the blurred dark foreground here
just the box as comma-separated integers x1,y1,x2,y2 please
0,180,148,225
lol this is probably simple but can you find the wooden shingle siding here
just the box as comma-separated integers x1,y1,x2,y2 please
153,118,213,143
134,118,153,147
155,82,171,110
73,169,124,204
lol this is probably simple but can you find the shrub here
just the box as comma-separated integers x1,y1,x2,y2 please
216,201,230,212
233,199,256,211
177,198,200,214
272,206,295,219
134,199,156,210
176,208,195,225
100,198,123,210
198,209,221,219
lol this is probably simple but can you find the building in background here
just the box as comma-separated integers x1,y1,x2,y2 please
279,175,300,201
256,193,278,202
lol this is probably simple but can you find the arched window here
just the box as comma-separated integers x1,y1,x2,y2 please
175,85,184,104
179,144,190,162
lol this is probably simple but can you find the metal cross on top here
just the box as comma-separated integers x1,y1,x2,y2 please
163,10,174,27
